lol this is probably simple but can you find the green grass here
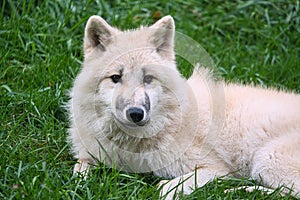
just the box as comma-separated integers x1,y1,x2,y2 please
1,0,299,199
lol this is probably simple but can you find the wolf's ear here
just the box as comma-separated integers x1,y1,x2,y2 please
84,16,117,53
149,16,175,60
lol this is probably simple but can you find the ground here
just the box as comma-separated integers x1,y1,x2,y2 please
1,0,299,199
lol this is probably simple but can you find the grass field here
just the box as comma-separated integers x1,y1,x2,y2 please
1,0,299,199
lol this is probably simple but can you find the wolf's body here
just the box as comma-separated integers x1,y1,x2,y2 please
68,15,300,199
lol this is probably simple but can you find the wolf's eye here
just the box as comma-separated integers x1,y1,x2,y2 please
143,75,153,84
110,74,122,83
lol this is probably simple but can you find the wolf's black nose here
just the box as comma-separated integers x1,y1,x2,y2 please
126,107,144,124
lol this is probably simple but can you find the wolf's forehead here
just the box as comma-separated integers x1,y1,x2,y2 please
110,50,161,69
114,28,153,46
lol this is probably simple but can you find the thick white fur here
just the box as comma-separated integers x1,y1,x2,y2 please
68,15,300,199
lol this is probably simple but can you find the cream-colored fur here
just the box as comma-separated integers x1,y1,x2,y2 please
68,15,300,199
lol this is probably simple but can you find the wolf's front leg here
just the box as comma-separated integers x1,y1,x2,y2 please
159,167,228,200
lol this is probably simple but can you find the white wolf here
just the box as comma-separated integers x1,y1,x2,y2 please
68,15,300,199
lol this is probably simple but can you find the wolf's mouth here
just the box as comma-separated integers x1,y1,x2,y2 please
126,120,148,127
114,117,150,129
131,119,149,127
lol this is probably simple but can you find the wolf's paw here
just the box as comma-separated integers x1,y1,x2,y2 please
224,186,281,195
158,178,194,200
73,159,91,179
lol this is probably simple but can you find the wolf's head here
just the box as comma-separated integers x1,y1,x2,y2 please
75,16,191,139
